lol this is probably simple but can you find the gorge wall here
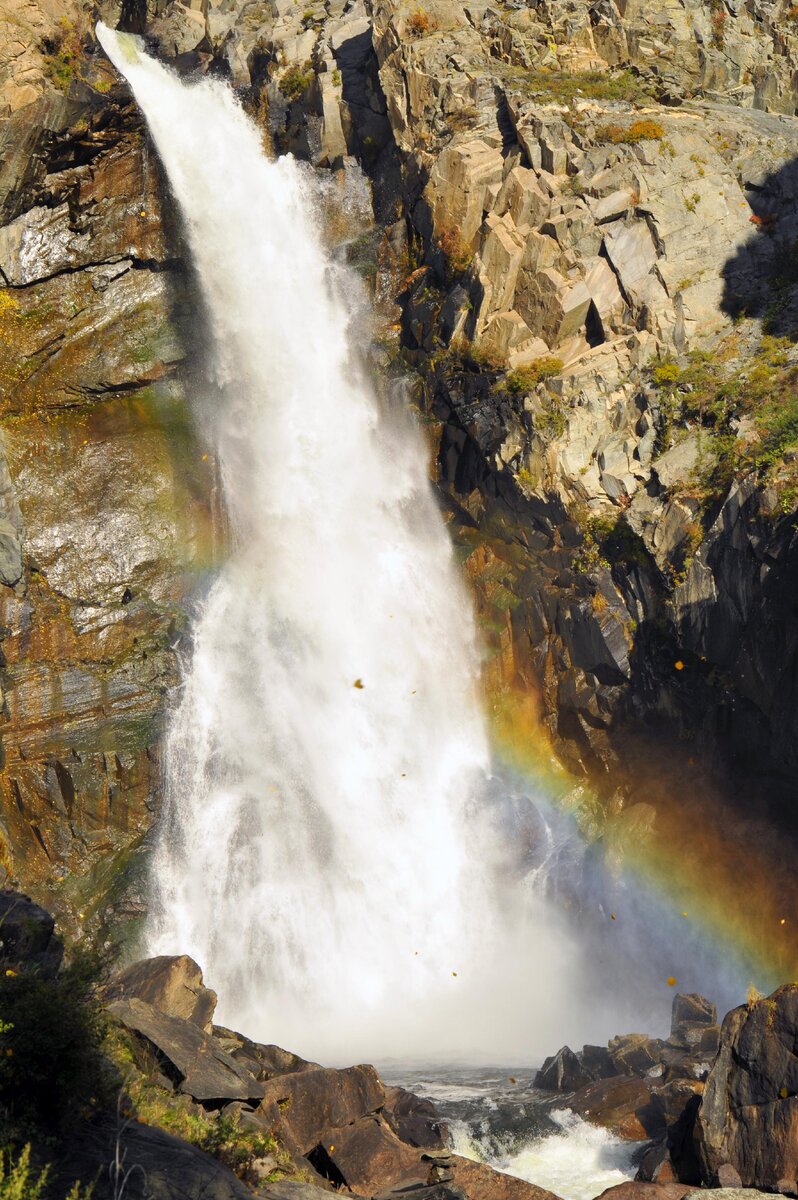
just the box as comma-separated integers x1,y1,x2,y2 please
1,0,798,950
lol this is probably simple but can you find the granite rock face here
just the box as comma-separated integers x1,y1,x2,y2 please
3,0,798,939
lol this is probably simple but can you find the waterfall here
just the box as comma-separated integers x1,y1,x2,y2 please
96,24,588,1062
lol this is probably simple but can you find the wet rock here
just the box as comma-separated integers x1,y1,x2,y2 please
536,1045,594,1092
609,1034,665,1077
691,985,798,1190
636,1140,678,1184
105,955,217,1032
383,1085,448,1147
451,1156,563,1200
108,997,265,1105
670,994,718,1052
570,1075,656,1140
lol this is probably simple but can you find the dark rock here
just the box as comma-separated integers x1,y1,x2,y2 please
313,1113,422,1193
54,1116,254,1199
670,995,719,1054
0,889,62,976
570,1075,656,1140
106,955,217,1032
692,984,798,1190
609,1034,665,1077
672,994,717,1032
582,1044,615,1080
536,1045,593,1091
108,997,265,1105
257,1064,385,1154
635,1140,677,1184
384,1085,447,1148
651,1079,705,1129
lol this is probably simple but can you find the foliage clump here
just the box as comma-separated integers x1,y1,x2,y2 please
40,17,87,94
0,949,109,1137
596,118,665,145
574,513,650,574
516,68,653,105
649,335,798,511
504,357,564,394
279,62,315,101
442,336,503,371
406,7,434,36
437,227,473,277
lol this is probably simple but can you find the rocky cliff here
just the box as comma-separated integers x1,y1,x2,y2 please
1,0,798,936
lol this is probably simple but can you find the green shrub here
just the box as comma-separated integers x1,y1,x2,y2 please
0,1144,92,1200
596,118,665,144
518,68,653,105
505,357,564,394
652,361,681,387
279,62,314,101
437,227,473,277
0,951,108,1135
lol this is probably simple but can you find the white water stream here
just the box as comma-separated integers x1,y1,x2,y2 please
96,25,582,1062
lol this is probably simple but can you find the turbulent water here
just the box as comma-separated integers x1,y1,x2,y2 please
95,24,590,1062
385,1067,637,1200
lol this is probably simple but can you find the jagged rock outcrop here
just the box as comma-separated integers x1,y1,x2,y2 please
536,992,720,1146
689,985,798,1191
2,0,798,949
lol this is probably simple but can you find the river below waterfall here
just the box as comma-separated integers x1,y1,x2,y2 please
383,1066,640,1200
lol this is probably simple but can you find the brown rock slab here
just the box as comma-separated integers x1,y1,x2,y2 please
106,955,217,1032
570,1075,656,1140
450,1156,563,1200
593,1185,692,1200
257,1064,385,1154
108,997,264,1105
317,1114,423,1192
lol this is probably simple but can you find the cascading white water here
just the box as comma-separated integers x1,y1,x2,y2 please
96,25,584,1062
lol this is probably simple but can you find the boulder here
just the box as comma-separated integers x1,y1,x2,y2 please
0,889,62,976
257,1064,385,1153
450,1157,563,1200
570,1075,657,1140
536,1045,594,1092
592,1186,692,1200
106,955,217,1032
669,994,719,1055
212,1026,316,1079
582,1044,614,1080
609,1034,665,1077
54,1116,253,1200
691,985,798,1190
313,1114,422,1192
636,1140,678,1184
383,1085,448,1148
108,998,265,1105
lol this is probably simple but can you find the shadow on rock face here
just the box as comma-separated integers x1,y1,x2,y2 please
721,154,798,336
